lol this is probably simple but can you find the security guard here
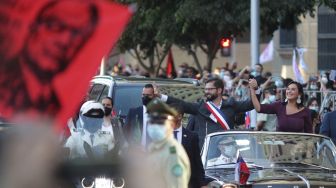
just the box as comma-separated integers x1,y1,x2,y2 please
64,101,115,159
145,99,191,188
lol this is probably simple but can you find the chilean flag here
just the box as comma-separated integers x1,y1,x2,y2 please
235,155,250,185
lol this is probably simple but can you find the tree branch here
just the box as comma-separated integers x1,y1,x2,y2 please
186,45,202,74
134,48,150,71
198,43,208,54
155,45,171,76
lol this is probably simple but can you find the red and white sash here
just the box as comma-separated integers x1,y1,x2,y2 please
205,101,230,130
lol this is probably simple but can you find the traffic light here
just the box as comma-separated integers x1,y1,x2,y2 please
220,38,232,57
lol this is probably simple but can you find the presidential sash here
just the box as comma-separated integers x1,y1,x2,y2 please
205,101,230,130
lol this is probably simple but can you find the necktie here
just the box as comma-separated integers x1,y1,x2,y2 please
173,130,178,140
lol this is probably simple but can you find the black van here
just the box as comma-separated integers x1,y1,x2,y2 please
88,75,203,120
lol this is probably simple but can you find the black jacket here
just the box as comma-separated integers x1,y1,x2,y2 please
124,106,143,143
167,96,254,148
181,127,208,188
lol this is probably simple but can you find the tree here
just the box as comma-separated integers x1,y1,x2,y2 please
117,0,178,77
118,0,336,74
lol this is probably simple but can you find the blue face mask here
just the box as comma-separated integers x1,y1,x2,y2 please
147,124,167,142
80,115,103,133
251,71,260,77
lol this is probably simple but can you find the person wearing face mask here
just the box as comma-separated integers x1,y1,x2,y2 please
256,87,278,131
124,84,156,147
207,137,237,166
64,101,115,159
251,63,267,85
145,99,190,188
307,97,320,113
101,97,126,152
169,103,213,188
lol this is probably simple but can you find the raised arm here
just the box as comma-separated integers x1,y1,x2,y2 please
248,79,261,112
154,83,199,115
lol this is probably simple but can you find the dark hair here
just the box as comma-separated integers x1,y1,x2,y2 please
103,96,113,106
255,63,263,72
287,81,304,108
310,109,318,121
307,97,318,107
205,78,224,94
144,84,154,89
169,103,184,115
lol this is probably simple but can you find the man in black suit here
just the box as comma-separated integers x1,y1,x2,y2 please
159,78,258,148
170,103,211,188
124,84,156,147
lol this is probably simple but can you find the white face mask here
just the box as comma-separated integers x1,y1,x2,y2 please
309,106,319,112
321,77,328,85
310,84,318,90
147,124,167,142
251,70,260,77
268,95,276,103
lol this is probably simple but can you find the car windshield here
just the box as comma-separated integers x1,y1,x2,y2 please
205,133,336,169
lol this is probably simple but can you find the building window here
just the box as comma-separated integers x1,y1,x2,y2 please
279,27,296,48
318,6,336,70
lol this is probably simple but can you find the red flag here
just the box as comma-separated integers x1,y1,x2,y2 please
0,0,132,131
235,155,250,185
166,49,176,78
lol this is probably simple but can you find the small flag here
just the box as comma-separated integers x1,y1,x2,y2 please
259,40,274,64
245,111,250,129
235,155,250,185
292,49,304,83
166,49,177,78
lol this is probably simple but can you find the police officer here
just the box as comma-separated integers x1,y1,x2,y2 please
64,101,115,159
145,99,191,188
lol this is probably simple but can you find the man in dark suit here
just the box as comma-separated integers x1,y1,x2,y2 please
320,110,336,144
170,103,211,188
159,78,258,148
124,84,156,147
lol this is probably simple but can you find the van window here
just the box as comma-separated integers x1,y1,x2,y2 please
88,84,106,101
113,85,143,118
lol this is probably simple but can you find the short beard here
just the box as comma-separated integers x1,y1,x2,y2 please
205,94,217,101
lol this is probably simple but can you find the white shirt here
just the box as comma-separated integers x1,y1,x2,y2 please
65,129,114,159
173,126,182,144
142,105,148,147
102,119,114,135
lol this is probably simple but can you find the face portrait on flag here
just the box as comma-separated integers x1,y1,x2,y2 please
23,1,98,80
0,0,132,128
0,0,98,117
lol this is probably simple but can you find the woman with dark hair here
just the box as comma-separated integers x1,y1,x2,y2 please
249,79,312,133
307,97,319,112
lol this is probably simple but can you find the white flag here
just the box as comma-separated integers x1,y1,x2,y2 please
296,48,308,71
292,49,304,83
259,40,274,64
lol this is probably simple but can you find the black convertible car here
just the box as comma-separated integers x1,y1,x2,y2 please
202,131,336,188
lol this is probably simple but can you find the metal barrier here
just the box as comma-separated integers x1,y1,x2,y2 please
277,89,336,112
